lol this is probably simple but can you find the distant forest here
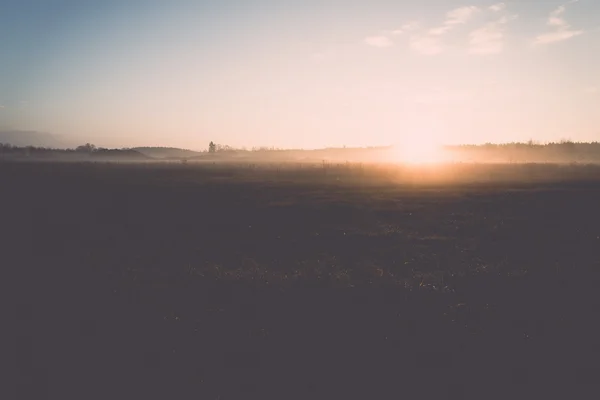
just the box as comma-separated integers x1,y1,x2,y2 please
445,140,600,163
2,140,600,163
0,142,149,161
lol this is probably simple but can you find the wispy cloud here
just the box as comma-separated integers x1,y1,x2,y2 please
428,6,481,36
534,29,583,44
403,21,420,31
548,2,576,28
430,6,480,35
411,6,480,55
489,3,506,13
497,14,518,25
534,1,583,45
364,36,394,48
584,86,598,94
429,26,453,36
469,10,517,55
445,6,480,25
391,21,420,35
409,6,481,56
0,105,5,109
469,24,505,54
367,22,418,48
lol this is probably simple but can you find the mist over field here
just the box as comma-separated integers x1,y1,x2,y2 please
3,131,600,165
8,137,600,400
7,0,600,398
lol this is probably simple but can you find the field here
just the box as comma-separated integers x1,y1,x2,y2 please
9,161,600,399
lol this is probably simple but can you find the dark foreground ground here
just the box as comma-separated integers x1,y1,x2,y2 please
7,162,600,399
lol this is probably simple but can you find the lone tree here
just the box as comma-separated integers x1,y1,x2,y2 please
76,143,96,153
208,141,216,153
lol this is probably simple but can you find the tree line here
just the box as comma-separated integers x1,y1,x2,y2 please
0,143,145,159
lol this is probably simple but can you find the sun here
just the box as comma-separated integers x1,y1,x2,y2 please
392,137,445,164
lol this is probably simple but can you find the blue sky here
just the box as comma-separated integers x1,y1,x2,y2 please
1,0,599,149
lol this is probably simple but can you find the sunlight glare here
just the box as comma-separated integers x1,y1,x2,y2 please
393,137,445,164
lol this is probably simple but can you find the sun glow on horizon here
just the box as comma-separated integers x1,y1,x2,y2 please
392,137,447,164
3,1,599,148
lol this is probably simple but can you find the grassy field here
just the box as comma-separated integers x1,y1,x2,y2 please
8,161,600,399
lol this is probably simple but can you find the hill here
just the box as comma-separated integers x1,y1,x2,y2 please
133,147,203,159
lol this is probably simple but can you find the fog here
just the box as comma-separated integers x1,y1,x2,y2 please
3,139,600,166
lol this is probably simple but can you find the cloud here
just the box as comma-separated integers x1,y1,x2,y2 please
469,10,517,55
489,3,506,12
429,26,453,36
445,6,480,25
584,86,598,94
390,21,420,35
410,6,491,55
0,105,4,109
364,36,394,48
469,24,504,54
534,1,583,45
421,5,479,50
534,30,583,44
410,35,443,55
497,14,518,24
548,4,571,27
402,21,421,31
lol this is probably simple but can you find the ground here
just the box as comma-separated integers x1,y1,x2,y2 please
8,161,600,399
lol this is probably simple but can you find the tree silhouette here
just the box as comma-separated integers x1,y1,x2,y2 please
76,143,96,153
208,141,216,153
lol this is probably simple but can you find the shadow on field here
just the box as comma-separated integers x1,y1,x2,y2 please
8,162,600,400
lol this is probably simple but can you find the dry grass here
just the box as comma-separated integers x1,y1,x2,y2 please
8,161,600,399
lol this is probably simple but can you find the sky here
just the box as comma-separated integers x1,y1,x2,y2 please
1,0,599,150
